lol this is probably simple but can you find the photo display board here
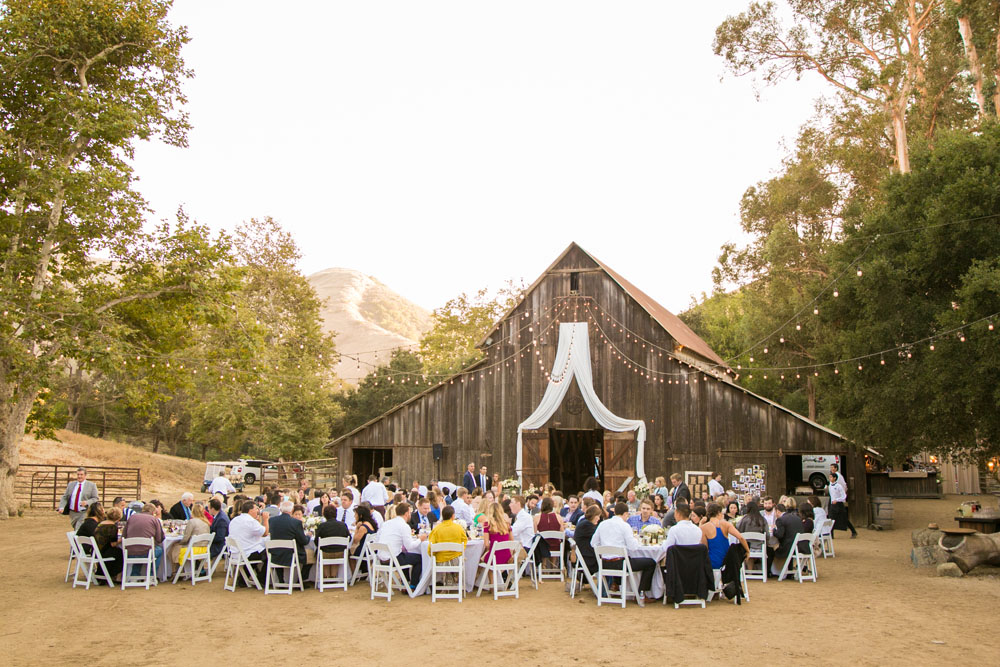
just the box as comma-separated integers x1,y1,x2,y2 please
732,464,766,497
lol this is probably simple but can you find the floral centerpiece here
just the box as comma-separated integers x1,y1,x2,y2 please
640,523,665,545
500,477,520,495
455,519,468,530
303,515,323,533
633,480,652,500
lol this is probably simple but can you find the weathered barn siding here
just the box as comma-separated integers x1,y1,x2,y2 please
329,244,868,523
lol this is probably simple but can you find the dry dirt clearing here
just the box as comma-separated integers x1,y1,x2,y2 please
1,495,998,667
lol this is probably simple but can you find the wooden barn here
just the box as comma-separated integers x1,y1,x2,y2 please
327,243,869,524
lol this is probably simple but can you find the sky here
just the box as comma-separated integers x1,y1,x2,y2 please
131,1,826,315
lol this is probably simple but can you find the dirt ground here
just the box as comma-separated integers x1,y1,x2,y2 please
2,495,998,667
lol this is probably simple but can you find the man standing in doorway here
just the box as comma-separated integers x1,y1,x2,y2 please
57,467,99,530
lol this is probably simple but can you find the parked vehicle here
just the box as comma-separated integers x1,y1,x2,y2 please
802,454,842,491
232,459,274,486
201,461,242,493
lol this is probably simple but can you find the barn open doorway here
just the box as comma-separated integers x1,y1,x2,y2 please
352,448,392,481
549,428,603,493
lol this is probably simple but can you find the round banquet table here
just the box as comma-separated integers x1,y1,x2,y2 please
410,539,485,597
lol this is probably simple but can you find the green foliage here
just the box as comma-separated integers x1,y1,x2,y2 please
332,350,426,437
418,281,524,377
820,126,1000,462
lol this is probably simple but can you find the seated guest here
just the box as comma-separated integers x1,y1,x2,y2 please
428,505,468,563
351,504,378,560
76,502,106,541
263,491,281,517
306,490,324,515
771,504,805,576
94,507,124,581
312,492,330,516
167,502,211,567
480,501,514,585
724,500,741,523
149,499,166,519
561,495,583,525
581,476,603,506
337,491,357,531
228,499,270,579
799,504,815,534
627,499,661,531
760,496,778,532
208,498,230,560
807,495,828,526
661,500,687,529
380,502,428,587
169,492,194,520
526,494,540,515
652,494,668,518
533,497,565,563
362,500,384,529
123,503,165,572
780,495,798,515
691,506,707,526
227,494,248,519
652,476,669,502
426,491,443,520
601,491,614,510
450,487,475,525
701,503,750,570
573,505,602,575
269,500,312,581
664,504,706,550
315,504,349,579
409,497,437,533
291,504,305,521
735,501,768,534
625,489,640,513
592,503,657,604
509,495,535,551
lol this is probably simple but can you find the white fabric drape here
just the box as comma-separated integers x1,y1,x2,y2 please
515,322,646,486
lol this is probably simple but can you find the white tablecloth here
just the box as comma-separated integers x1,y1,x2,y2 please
410,539,485,597
159,536,183,581
626,543,668,599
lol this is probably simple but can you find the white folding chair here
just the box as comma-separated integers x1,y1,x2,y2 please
476,540,520,600
818,519,835,558
742,532,767,582
72,536,116,589
315,536,351,592
369,542,413,601
594,546,632,607
171,533,214,585
223,537,262,591
430,542,466,602
121,537,158,590
777,535,817,583
66,531,81,583
349,539,373,586
515,535,541,590
210,540,230,577
537,531,566,582
567,538,597,599
264,540,304,594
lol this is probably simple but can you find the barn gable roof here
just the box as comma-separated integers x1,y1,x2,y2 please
479,242,727,368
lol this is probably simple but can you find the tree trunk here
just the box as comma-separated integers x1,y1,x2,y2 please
995,15,1000,116
891,102,911,173
64,365,84,432
807,376,817,422
152,432,160,453
956,14,988,118
0,372,38,519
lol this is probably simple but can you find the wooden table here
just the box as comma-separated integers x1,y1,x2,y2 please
954,515,1000,533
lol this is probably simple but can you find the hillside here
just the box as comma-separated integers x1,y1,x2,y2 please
19,430,204,502
307,268,433,383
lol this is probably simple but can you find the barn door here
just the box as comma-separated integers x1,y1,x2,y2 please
603,431,636,493
521,429,549,489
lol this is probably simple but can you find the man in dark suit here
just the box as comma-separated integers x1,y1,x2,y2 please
462,462,477,491
477,465,489,492
771,503,805,576
208,497,230,559
269,500,312,581
408,497,437,533
169,492,194,520
669,473,691,506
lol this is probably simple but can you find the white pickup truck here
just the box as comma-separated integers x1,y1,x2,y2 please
802,454,841,491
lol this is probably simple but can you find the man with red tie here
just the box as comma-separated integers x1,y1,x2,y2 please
57,467,99,530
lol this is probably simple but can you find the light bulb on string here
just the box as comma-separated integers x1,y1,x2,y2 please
833,290,839,298
813,308,819,315
856,269,863,277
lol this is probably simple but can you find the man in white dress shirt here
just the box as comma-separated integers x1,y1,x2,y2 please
57,467,99,530
208,471,237,497
361,475,389,516
337,491,357,531
510,496,535,550
708,472,725,498
828,473,857,537
229,499,270,578
450,488,474,525
378,502,428,587
761,497,777,533
591,502,657,604
664,505,707,550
